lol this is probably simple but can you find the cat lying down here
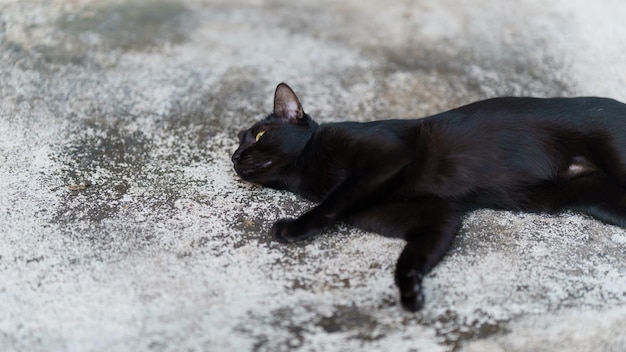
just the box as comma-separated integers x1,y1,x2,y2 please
232,83,626,311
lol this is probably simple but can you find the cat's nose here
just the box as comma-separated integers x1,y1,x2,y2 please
231,151,241,163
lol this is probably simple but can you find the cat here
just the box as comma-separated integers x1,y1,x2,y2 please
232,83,626,311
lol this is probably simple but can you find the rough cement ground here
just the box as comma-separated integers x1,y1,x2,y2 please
1,0,626,351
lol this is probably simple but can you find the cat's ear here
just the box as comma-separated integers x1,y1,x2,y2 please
273,83,304,121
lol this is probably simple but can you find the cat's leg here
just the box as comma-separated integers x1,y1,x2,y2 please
272,156,410,242
529,173,626,228
560,174,626,228
397,207,464,312
347,198,463,311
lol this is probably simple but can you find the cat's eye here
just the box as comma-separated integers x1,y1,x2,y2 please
255,131,266,141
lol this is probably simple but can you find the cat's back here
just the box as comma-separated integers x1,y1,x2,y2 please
406,96,626,197
416,96,626,147
438,96,626,124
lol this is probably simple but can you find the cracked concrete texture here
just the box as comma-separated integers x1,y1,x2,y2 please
1,0,625,351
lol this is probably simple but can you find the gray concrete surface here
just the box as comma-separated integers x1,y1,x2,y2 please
1,0,626,351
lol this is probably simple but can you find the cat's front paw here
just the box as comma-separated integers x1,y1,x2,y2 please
400,286,425,312
397,270,425,312
271,218,320,243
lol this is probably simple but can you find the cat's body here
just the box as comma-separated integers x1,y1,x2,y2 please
232,83,626,311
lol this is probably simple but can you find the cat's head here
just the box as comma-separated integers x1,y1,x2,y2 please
232,83,318,188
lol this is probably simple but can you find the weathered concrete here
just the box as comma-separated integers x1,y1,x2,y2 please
1,0,625,351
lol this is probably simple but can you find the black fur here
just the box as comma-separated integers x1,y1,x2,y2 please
232,83,626,311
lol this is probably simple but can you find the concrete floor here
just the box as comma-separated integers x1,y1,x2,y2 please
1,0,626,351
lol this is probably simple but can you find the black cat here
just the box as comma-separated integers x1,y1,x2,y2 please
232,83,626,311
